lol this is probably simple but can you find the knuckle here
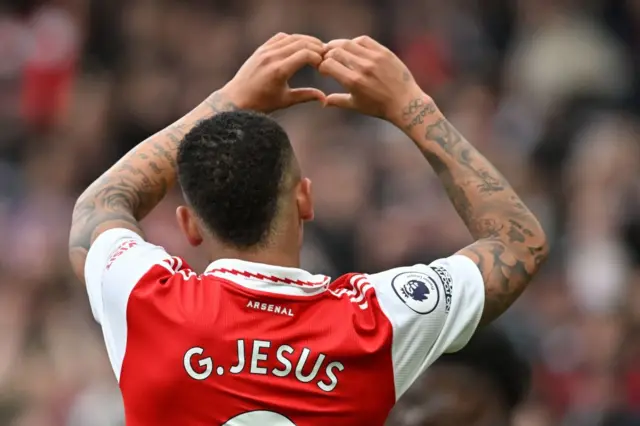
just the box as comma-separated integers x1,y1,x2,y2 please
260,52,275,65
272,66,287,79
361,61,375,74
326,49,339,60
372,52,386,62
292,39,307,49
350,74,366,87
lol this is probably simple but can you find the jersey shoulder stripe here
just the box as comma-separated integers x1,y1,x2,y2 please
329,274,375,310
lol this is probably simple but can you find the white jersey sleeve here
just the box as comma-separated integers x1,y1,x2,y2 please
369,254,485,399
84,228,176,380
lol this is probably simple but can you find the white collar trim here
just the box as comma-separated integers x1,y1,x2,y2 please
204,259,331,296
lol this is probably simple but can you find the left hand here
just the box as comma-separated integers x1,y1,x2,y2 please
319,36,423,125
221,33,327,113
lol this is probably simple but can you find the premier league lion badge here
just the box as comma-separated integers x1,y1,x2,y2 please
392,271,440,314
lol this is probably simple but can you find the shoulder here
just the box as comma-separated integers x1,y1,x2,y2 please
85,228,194,323
329,272,384,309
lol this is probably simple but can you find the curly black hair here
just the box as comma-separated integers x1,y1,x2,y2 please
437,326,531,410
177,110,295,248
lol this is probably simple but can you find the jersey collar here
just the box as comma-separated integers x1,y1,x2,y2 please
204,259,331,296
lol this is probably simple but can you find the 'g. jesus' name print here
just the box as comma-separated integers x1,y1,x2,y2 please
184,340,345,392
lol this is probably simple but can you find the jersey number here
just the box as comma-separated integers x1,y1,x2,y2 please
223,410,296,425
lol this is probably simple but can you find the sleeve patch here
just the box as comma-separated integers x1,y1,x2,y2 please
106,239,138,270
391,271,440,315
430,265,453,314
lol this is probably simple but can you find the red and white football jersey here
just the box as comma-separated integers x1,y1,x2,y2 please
85,228,485,426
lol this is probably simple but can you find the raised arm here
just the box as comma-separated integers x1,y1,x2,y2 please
400,98,548,324
320,36,548,324
69,33,327,283
68,92,238,282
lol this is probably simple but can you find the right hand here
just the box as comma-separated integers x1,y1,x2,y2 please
319,36,425,125
222,33,327,113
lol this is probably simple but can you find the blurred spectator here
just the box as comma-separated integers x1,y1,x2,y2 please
386,327,531,426
1,0,640,425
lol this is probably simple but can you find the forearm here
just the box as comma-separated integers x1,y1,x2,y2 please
399,96,548,322
401,97,538,241
69,91,238,278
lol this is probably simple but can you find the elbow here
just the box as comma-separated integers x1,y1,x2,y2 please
536,233,550,269
502,216,549,276
524,221,550,273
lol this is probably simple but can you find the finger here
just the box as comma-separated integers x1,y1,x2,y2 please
264,32,289,46
286,87,327,107
340,40,375,58
324,39,351,50
325,93,354,109
325,47,368,70
325,39,374,58
269,34,324,51
272,38,325,59
280,49,324,75
353,35,385,52
318,57,359,88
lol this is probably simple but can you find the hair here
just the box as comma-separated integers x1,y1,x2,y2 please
177,110,296,248
436,326,531,410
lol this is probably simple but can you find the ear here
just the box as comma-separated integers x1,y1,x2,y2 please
296,177,314,221
176,205,204,247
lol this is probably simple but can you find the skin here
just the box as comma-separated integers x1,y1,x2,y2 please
69,33,327,283
69,33,549,325
320,36,549,324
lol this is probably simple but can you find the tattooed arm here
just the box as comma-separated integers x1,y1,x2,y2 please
69,33,327,284
400,97,549,324
320,35,548,324
68,92,239,283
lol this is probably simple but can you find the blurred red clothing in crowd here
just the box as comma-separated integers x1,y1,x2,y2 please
20,6,79,129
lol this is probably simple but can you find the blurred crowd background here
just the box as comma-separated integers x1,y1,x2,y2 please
1,0,640,425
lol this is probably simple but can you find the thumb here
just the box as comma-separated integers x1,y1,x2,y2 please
286,87,326,106
324,93,354,109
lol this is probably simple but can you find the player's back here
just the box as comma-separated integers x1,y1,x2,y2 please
86,229,486,425
122,268,395,425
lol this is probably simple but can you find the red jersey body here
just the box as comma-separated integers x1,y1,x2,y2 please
85,229,485,425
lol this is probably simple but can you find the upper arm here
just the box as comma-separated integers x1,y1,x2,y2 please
68,152,169,285
458,238,538,326
369,255,484,398
84,228,179,380
69,215,144,285
68,185,148,285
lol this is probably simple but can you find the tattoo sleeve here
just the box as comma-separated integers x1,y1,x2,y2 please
400,96,549,325
68,91,238,283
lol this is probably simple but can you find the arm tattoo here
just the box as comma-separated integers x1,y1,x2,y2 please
69,92,238,281
401,98,549,324
402,99,437,132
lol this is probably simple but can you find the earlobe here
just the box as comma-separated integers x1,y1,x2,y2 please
176,206,204,247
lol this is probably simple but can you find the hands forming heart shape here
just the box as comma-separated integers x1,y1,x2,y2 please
220,33,426,127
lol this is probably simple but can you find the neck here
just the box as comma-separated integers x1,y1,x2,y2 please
205,208,303,268
211,247,300,268
208,226,300,268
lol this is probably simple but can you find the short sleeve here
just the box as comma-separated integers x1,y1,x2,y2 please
369,254,485,398
84,228,176,380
